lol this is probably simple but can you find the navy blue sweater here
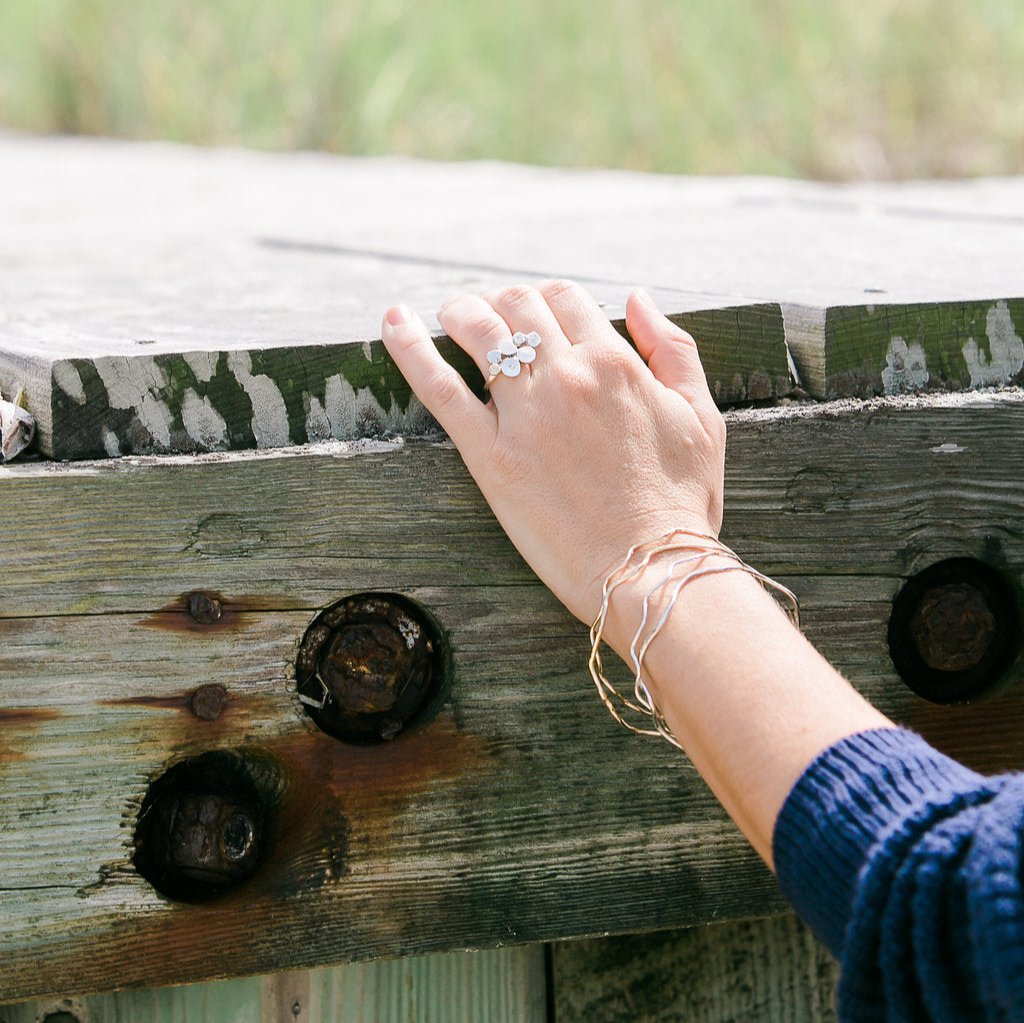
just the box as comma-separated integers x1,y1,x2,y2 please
773,728,1024,1021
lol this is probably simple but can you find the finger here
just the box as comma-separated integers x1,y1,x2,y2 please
481,284,570,353
536,278,622,346
381,305,495,458
437,293,516,379
625,289,716,408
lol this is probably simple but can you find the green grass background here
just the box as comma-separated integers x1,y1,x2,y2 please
1,0,1021,178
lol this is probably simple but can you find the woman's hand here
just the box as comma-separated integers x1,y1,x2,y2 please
380,280,726,626
384,279,893,868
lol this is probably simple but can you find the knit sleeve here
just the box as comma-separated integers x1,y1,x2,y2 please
772,727,1024,1022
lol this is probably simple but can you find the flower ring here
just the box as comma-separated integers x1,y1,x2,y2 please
486,331,541,385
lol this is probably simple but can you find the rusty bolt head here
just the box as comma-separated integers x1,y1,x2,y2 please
319,619,416,714
909,582,996,672
190,683,229,721
188,592,223,624
296,593,449,743
889,557,1021,705
167,792,259,884
134,750,275,902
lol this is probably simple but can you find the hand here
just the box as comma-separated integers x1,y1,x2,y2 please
380,281,726,625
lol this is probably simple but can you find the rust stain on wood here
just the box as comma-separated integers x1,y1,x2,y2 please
0,707,61,764
14,717,498,993
102,692,195,711
0,707,62,725
260,716,492,892
102,685,233,721
909,682,1024,773
139,592,304,633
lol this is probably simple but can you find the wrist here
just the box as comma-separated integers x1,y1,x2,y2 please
601,548,769,662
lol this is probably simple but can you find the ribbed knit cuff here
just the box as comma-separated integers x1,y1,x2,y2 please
771,727,984,956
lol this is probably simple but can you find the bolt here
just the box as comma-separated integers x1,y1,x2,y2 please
167,792,260,885
188,591,223,624
296,593,448,743
190,683,229,721
909,582,997,672
319,620,414,714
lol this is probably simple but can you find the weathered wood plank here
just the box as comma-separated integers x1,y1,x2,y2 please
784,298,1024,399
1,389,1022,999
35,299,787,461
552,914,837,1023
0,946,546,1023
3,136,1024,457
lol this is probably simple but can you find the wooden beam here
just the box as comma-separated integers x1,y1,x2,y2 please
0,389,1022,999
552,914,838,1023
784,298,1024,399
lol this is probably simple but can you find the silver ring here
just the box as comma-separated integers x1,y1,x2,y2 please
485,331,542,387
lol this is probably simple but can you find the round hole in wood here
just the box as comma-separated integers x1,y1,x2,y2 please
888,558,1021,704
133,750,281,903
295,592,451,744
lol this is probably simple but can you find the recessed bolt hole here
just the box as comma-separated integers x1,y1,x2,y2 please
889,558,1021,704
296,592,451,744
133,750,281,902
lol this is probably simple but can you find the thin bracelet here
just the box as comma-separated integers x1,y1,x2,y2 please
589,529,800,750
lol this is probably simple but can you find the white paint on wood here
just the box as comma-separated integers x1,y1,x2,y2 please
182,350,219,384
930,442,967,454
52,361,86,404
323,372,361,438
225,349,290,447
181,389,228,447
94,355,176,448
962,300,1024,387
304,394,333,442
101,426,121,458
881,335,929,393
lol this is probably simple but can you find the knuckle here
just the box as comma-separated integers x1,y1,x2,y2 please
488,439,530,482
670,326,699,349
538,278,579,303
600,343,641,377
495,284,537,309
465,314,507,344
427,371,462,414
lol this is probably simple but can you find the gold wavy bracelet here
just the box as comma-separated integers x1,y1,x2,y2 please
588,529,801,750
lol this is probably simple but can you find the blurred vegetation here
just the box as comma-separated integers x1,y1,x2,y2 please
0,0,1022,178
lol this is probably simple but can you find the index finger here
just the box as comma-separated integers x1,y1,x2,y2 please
381,305,496,460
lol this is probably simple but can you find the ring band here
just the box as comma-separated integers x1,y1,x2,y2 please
485,331,542,387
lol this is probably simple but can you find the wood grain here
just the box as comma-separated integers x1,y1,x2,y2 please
0,389,1022,999
552,914,838,1023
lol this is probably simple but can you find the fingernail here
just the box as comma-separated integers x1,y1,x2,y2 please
633,287,656,309
386,304,414,327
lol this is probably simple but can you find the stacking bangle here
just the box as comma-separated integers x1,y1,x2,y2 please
588,529,801,750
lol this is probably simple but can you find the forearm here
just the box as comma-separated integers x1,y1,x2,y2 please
603,553,894,868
